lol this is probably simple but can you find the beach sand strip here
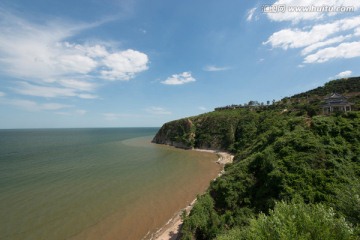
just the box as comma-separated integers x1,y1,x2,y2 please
152,149,234,240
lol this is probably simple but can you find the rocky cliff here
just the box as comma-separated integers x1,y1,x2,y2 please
152,118,196,149
152,110,244,152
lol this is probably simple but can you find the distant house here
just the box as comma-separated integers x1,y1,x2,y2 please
322,93,353,114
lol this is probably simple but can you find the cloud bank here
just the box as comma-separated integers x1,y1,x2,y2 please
0,10,149,101
263,0,360,64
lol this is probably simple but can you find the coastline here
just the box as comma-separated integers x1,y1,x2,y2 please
152,149,234,240
193,149,234,166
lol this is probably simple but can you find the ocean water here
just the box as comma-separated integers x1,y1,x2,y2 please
0,128,220,240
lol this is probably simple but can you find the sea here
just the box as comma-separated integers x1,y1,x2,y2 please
0,128,221,240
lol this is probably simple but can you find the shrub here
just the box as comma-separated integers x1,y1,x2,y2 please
181,193,222,240
216,199,357,240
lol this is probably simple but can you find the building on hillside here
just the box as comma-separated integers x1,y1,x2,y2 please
322,93,354,114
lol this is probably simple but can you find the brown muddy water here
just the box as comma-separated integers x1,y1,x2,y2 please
0,128,221,240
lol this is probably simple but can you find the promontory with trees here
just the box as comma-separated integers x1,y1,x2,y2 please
152,77,360,240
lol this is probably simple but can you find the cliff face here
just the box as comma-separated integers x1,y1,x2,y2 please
152,118,196,149
152,111,243,151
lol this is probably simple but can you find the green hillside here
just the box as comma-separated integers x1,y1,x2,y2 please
293,76,360,98
152,77,360,239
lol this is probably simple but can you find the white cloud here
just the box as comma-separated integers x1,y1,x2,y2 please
13,81,99,99
73,43,108,58
0,15,95,80
145,107,171,115
198,106,207,111
328,70,353,80
304,41,360,63
335,70,352,78
10,99,44,111
5,99,71,111
14,82,77,98
58,79,97,92
101,49,149,81
57,53,97,74
264,16,360,50
0,10,149,101
264,12,360,63
266,0,360,23
203,65,230,72
301,35,351,55
246,8,257,22
161,72,196,85
0,91,5,97
355,27,360,36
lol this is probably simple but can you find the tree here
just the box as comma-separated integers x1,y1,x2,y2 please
216,199,356,240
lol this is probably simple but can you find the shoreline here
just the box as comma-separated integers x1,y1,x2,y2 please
151,148,234,240
193,148,234,165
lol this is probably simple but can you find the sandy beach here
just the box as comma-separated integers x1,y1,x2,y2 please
150,199,195,240
153,149,234,240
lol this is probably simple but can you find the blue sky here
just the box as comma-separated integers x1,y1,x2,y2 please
0,0,360,128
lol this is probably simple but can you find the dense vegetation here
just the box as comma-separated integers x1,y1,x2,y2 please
292,76,360,98
216,199,356,240
153,77,360,239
